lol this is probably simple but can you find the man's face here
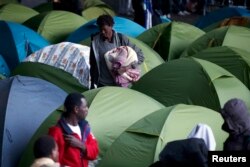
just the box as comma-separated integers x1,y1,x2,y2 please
76,98,88,120
100,25,113,40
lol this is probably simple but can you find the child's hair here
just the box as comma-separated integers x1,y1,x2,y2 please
33,135,56,158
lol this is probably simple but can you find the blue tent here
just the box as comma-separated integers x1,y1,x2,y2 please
0,21,49,71
0,55,10,77
195,7,250,29
0,75,67,167
67,16,146,43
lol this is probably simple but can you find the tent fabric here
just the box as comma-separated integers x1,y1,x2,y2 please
33,2,53,13
18,87,166,167
25,42,90,88
181,26,250,58
0,3,39,23
195,7,250,29
182,46,250,89
83,0,108,9
132,58,250,111
81,6,115,20
98,104,227,167
137,22,205,61
0,55,10,77
203,16,250,32
23,11,87,44
0,75,67,167
0,21,49,72
0,0,18,5
11,62,88,93
67,16,146,43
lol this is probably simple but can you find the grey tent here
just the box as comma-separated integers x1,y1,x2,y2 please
0,75,67,167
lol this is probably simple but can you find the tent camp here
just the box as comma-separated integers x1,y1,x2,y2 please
0,3,38,23
0,75,67,167
99,104,227,167
0,55,10,77
24,42,90,88
132,58,250,111
195,7,250,29
23,11,87,43
18,87,228,167
18,87,166,166
181,26,250,58
137,22,205,61
0,21,49,72
67,16,146,43
182,46,250,89
203,16,250,32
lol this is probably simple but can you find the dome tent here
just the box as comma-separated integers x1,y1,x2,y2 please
132,58,250,111
0,21,49,71
0,55,10,77
99,104,227,167
0,75,66,167
137,22,205,61
24,42,90,89
195,7,250,29
67,16,146,43
182,46,250,89
23,11,87,43
18,87,166,167
82,5,115,21
181,26,250,58
0,3,38,23
12,62,88,93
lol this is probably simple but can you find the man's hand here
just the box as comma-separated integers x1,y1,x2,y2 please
64,134,86,153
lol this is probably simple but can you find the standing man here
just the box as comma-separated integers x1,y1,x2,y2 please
49,93,99,167
90,14,144,88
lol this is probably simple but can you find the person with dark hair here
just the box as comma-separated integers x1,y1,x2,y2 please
49,93,99,167
221,98,250,151
149,138,208,167
90,14,144,88
52,0,83,15
31,135,60,167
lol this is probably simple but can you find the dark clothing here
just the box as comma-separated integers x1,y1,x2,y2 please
221,98,250,151
52,0,83,15
158,138,208,167
90,31,144,88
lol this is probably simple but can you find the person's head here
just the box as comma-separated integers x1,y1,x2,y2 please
63,92,88,120
33,135,59,162
96,14,114,40
221,98,250,135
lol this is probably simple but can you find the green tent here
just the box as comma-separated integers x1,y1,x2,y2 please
0,3,38,23
83,0,107,9
181,26,250,57
132,58,250,111
82,6,115,20
12,62,88,93
33,2,53,13
23,11,87,43
18,87,166,167
80,36,164,78
203,16,250,32
182,46,250,89
99,104,227,167
0,0,17,6
137,22,205,61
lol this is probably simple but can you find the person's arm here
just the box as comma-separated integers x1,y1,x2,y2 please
89,40,97,89
119,34,144,65
84,132,99,160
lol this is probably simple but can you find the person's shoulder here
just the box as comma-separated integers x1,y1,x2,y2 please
91,32,100,40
